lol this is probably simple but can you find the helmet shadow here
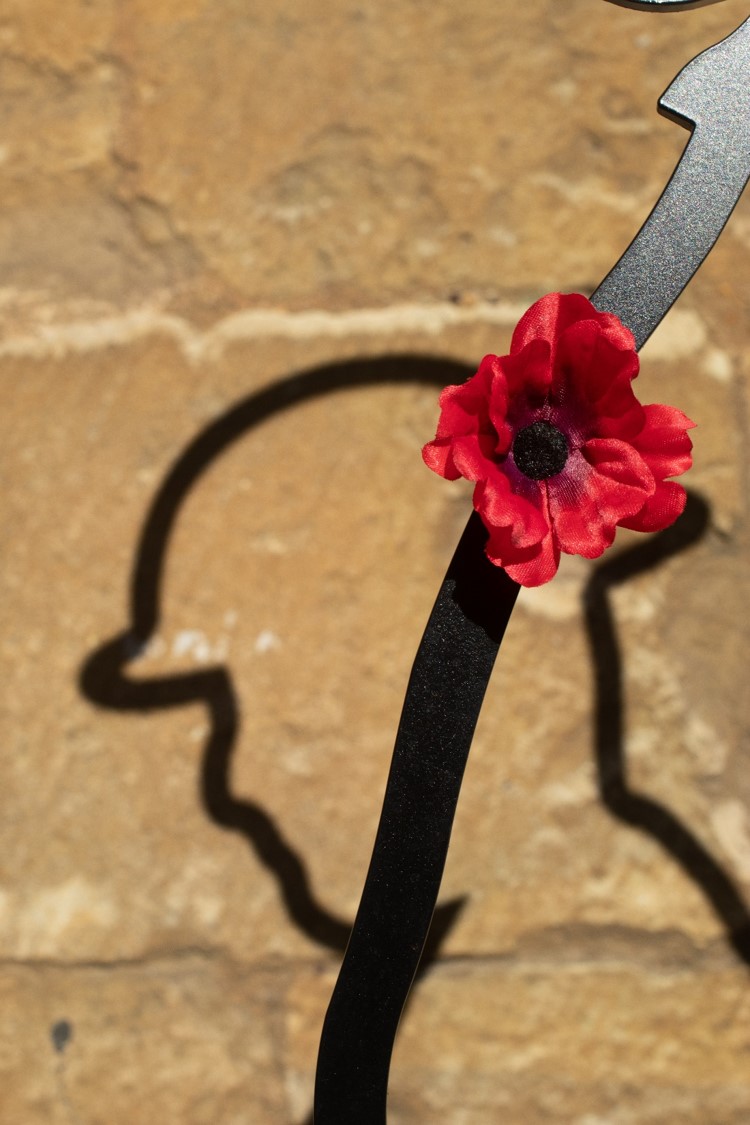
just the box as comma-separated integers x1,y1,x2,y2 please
79,354,473,959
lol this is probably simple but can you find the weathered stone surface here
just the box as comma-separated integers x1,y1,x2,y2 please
0,959,285,1124
2,1,750,1121
0,1,747,314
116,0,745,311
286,959,750,1122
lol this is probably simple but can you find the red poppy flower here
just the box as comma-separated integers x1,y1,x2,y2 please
423,292,695,587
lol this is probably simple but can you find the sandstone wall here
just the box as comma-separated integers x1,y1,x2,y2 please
2,1,750,1122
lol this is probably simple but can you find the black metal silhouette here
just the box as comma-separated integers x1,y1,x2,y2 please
315,17,750,1122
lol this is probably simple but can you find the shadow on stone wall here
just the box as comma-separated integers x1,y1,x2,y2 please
78,355,471,951
79,356,749,1123
584,491,750,966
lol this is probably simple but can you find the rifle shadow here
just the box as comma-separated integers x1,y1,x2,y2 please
584,490,750,966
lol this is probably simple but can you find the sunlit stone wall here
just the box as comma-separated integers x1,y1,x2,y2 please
2,1,749,1121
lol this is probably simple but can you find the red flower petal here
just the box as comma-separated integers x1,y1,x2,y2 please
474,474,549,548
511,292,597,357
546,442,653,558
495,339,553,404
620,479,687,533
452,433,501,482
559,327,639,407
497,532,560,587
511,292,636,372
630,403,695,478
485,491,560,587
422,437,462,480
435,382,488,439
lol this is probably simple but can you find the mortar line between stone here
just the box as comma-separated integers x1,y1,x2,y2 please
0,298,531,366
0,941,741,976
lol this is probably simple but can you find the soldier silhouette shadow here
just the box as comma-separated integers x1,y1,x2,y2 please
79,355,471,959
78,354,750,1123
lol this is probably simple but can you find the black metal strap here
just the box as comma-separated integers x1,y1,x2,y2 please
314,512,518,1123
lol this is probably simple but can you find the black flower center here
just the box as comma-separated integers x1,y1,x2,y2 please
512,421,568,480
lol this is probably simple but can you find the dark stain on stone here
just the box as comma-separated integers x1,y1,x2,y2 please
51,1020,73,1054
